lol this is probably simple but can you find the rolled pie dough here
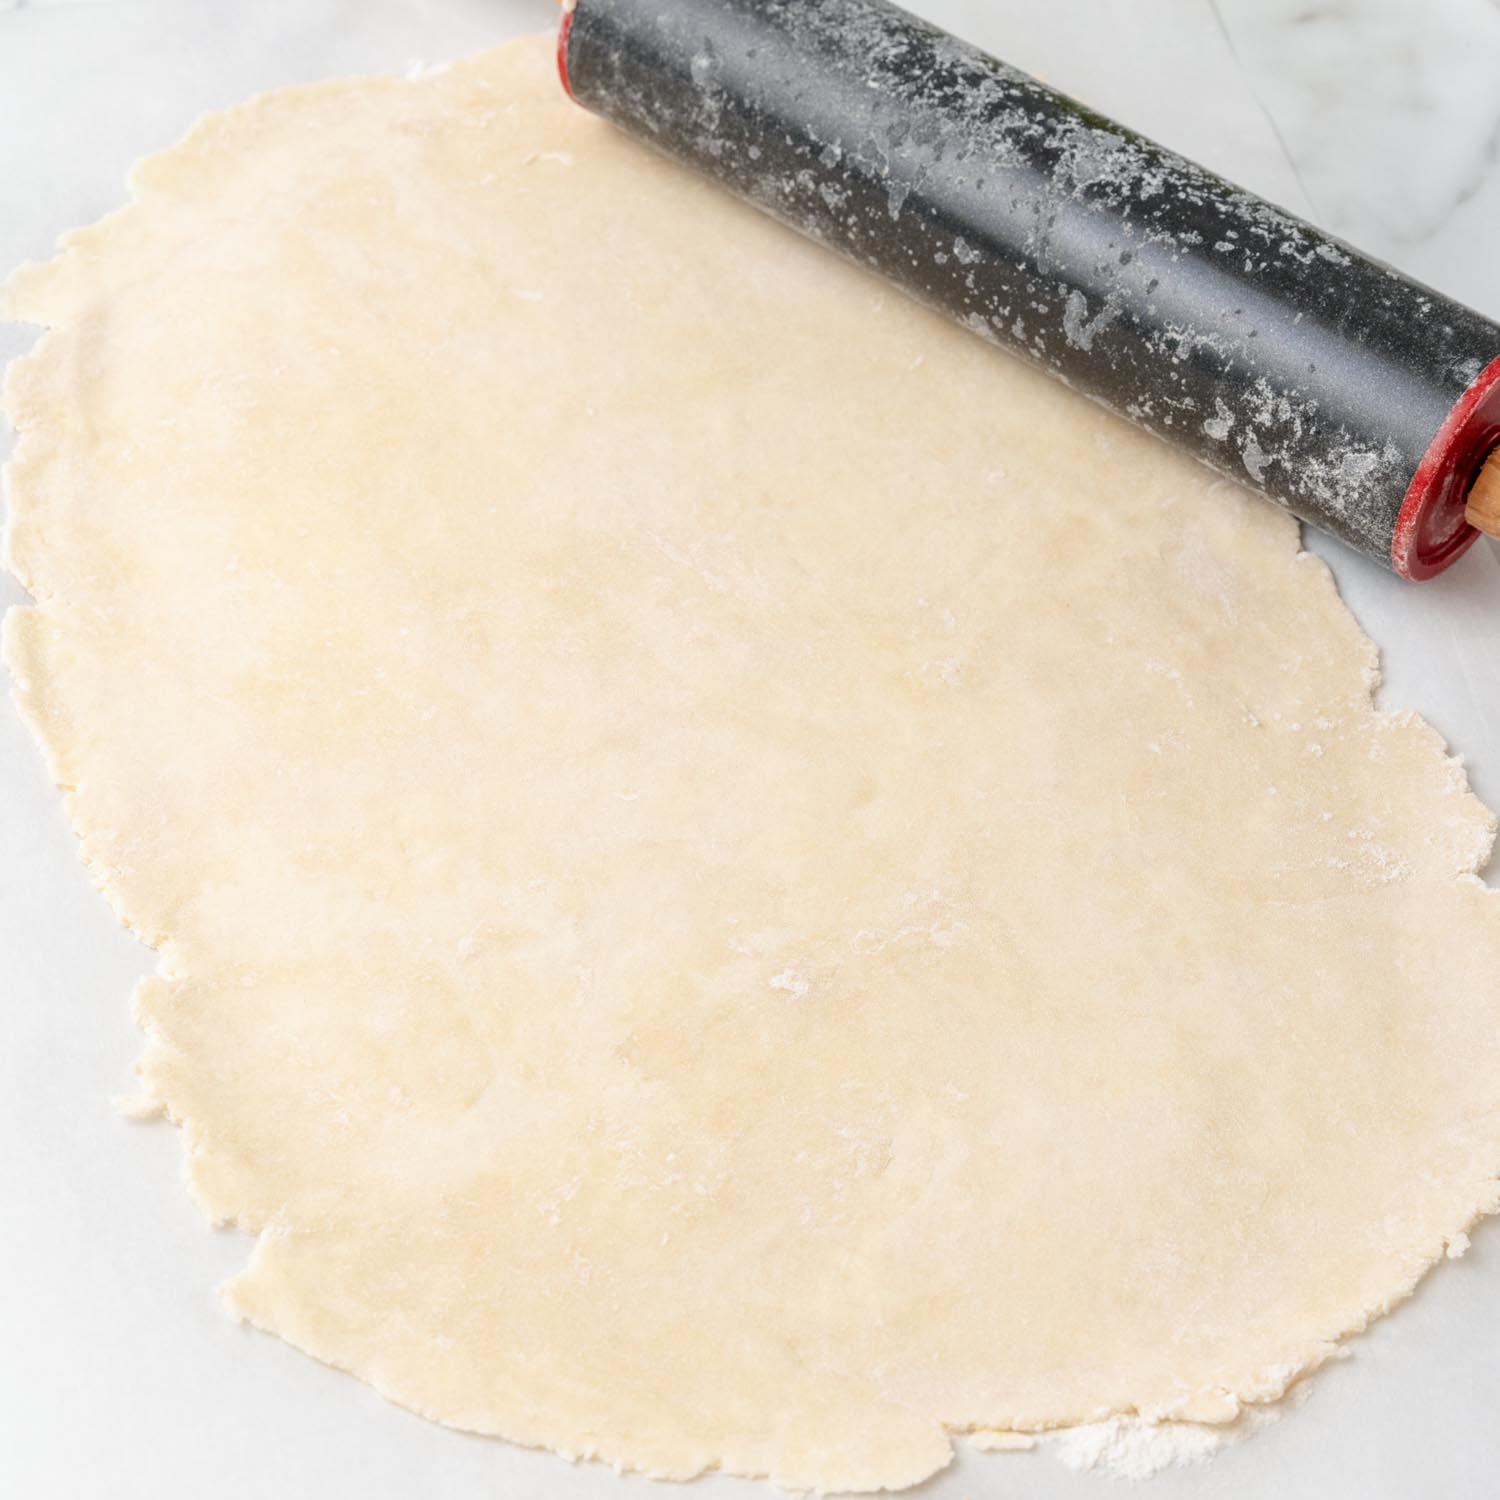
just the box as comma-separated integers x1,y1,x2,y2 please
6,33,1500,1494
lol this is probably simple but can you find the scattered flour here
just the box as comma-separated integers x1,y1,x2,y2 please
768,967,810,1000
1043,1415,1241,1479
968,1394,1306,1481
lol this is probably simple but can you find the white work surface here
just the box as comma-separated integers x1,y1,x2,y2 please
4,2,1500,1496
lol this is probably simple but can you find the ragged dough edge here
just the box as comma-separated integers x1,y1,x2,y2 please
220,1229,955,1496
4,34,1500,1494
0,54,487,330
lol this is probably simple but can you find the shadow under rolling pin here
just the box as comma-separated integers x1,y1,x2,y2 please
556,0,1500,581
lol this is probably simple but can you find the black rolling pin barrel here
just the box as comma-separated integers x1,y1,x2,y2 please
559,0,1500,580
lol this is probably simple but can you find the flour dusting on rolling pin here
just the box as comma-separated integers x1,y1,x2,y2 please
558,0,1500,578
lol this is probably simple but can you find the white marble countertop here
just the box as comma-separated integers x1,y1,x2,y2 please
4,4,1500,1498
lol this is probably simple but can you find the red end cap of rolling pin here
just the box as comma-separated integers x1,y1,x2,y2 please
1392,356,1500,581
557,5,577,101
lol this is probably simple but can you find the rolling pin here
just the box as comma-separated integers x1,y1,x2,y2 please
556,0,1500,580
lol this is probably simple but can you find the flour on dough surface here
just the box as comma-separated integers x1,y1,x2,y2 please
5,32,1500,1495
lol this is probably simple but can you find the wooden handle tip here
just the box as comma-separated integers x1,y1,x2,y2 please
1465,449,1500,539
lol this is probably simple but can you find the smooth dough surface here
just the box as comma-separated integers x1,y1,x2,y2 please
7,34,1500,1494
